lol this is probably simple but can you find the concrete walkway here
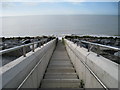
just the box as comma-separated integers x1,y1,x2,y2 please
40,40,80,88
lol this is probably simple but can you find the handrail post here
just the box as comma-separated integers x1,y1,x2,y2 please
77,41,79,46
88,43,91,52
97,45,100,57
79,41,82,47
32,43,34,52
39,42,41,47
66,40,109,90
23,46,26,57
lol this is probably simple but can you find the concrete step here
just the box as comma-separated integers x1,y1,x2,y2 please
49,61,71,65
51,54,69,60
40,41,80,88
40,79,80,88
49,62,72,66
46,68,75,73
50,59,70,61
44,73,78,79
52,57,69,60
50,60,71,63
48,66,74,69
48,65,73,68
52,53,68,57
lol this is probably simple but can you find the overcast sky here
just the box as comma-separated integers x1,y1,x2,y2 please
1,1,118,16
0,0,118,36
1,0,120,2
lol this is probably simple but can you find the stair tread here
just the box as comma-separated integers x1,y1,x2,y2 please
40,79,80,88
48,65,73,68
42,79,80,83
47,67,74,69
40,41,80,88
44,73,78,79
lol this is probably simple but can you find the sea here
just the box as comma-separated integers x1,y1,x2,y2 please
0,15,118,37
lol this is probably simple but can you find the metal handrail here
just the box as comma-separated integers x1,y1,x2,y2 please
16,39,55,89
81,40,120,51
65,39,109,90
69,39,120,57
0,40,49,56
17,50,46,90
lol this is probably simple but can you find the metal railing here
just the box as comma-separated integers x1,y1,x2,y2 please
17,46,48,90
69,39,120,57
65,39,109,90
0,39,50,57
16,39,56,89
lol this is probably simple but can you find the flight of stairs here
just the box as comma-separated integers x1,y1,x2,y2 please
40,40,80,88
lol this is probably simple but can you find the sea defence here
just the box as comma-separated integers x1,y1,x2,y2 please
1,39,56,88
64,39,118,88
0,38,119,89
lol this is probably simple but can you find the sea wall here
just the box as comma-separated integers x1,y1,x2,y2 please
1,39,56,88
65,39,118,89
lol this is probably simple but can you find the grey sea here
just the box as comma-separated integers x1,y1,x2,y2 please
1,15,118,37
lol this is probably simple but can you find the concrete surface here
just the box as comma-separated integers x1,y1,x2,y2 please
1,39,56,89
2,38,118,89
65,39,118,89
40,40,80,88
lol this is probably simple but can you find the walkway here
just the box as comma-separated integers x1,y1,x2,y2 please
40,40,80,88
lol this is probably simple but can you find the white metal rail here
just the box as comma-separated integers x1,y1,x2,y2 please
16,39,56,89
0,40,49,56
65,39,109,90
70,39,120,57
81,40,120,51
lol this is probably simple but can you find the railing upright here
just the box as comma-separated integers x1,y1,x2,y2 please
65,39,109,90
68,39,120,57
88,43,91,52
23,46,26,57
96,45,100,57
32,43,34,52
0,39,53,57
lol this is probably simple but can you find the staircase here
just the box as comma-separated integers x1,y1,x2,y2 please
40,40,80,88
